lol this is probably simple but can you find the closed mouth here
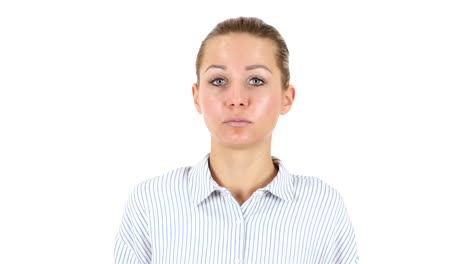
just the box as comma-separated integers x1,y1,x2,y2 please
223,119,252,127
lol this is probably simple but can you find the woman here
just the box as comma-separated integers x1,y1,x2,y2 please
115,17,359,264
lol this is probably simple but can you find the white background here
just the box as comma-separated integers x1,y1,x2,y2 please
1,0,467,263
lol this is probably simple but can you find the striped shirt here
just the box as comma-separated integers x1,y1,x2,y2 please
114,154,359,264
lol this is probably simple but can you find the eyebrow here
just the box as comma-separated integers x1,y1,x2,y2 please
245,64,272,73
204,64,272,73
204,65,226,72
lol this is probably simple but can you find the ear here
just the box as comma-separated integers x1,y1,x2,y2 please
281,84,295,115
192,83,202,114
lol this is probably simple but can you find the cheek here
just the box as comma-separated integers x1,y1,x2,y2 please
200,95,223,119
255,95,282,116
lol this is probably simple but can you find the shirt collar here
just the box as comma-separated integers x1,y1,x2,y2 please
188,153,295,206
188,153,220,206
261,156,295,201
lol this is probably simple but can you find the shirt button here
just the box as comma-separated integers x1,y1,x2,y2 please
234,258,240,264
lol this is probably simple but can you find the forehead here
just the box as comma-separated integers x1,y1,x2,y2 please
201,33,278,69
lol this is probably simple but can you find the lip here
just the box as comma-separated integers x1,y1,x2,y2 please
223,118,252,127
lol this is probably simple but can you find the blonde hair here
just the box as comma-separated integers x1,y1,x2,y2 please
195,17,290,89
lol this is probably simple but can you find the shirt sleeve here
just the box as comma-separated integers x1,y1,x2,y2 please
332,194,360,264
114,184,152,264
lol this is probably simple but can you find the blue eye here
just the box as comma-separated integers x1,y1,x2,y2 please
210,78,226,86
249,77,264,86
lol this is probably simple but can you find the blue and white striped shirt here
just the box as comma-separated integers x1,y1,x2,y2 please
115,154,359,263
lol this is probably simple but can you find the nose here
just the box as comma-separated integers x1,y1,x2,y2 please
225,84,249,108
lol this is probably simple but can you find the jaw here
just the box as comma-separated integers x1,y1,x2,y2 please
209,125,274,151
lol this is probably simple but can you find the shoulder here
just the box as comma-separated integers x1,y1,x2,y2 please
293,174,341,195
291,174,346,210
290,175,358,262
128,166,193,203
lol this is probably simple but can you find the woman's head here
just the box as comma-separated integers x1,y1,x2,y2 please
195,17,290,89
192,17,295,149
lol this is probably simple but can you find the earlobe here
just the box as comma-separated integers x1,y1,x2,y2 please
192,83,202,114
281,85,295,115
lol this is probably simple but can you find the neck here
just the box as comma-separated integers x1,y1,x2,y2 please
209,138,278,205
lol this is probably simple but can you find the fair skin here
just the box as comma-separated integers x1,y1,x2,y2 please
192,33,295,205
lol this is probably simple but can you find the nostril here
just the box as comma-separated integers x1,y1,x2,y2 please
230,102,245,106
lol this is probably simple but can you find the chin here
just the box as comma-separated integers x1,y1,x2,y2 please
210,127,271,148
219,134,272,149
224,138,255,147
213,134,257,148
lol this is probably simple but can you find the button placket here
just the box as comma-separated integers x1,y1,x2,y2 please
235,206,245,264
225,192,245,264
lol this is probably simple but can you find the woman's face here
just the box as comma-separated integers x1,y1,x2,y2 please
193,33,295,149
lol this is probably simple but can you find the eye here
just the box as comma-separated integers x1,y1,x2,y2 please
249,77,264,86
209,78,226,86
